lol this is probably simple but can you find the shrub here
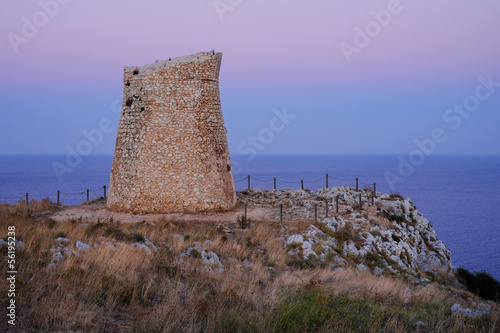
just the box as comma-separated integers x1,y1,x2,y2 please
85,221,107,236
236,215,251,229
104,227,145,243
312,222,336,238
272,289,373,332
286,253,319,270
456,267,500,302
391,214,405,223
364,252,387,270
378,209,405,224
389,193,404,200
125,97,133,107
51,230,66,239
133,67,139,75
190,248,202,259
43,217,57,229
286,242,303,251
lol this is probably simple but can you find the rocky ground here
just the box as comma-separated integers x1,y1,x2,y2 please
50,187,453,279
238,187,452,279
2,187,497,332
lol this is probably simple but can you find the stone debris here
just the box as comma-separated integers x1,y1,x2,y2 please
0,239,25,249
144,237,158,252
180,246,224,272
75,240,90,252
285,234,304,246
54,237,69,244
131,242,152,253
451,303,490,317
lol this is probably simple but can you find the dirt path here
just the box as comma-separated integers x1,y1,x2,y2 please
50,201,273,224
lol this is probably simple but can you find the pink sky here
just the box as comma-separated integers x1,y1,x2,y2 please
1,0,500,154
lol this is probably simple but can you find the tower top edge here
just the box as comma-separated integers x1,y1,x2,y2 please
124,51,223,76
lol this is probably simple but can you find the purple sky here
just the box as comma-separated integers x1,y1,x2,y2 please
1,0,500,155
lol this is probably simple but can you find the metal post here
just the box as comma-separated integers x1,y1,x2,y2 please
356,178,358,192
373,183,376,198
247,175,250,190
371,191,374,206
244,204,247,219
87,189,90,204
326,174,329,188
57,191,60,205
336,195,339,214
359,193,362,211
274,177,276,190
104,186,107,199
301,180,304,190
314,204,317,222
325,200,329,218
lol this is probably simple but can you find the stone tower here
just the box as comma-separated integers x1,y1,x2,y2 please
107,52,236,214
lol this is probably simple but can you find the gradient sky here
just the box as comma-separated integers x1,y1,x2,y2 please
1,0,499,155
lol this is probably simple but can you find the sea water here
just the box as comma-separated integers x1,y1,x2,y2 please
0,154,498,280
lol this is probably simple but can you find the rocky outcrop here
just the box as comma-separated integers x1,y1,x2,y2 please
179,246,224,272
239,187,452,277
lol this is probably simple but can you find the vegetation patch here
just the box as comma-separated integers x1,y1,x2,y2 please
456,268,500,302
236,215,251,229
286,253,319,269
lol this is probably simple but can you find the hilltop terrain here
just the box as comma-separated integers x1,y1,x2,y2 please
0,187,498,332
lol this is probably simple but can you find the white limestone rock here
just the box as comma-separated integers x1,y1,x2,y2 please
180,246,224,272
75,241,90,252
285,234,304,246
55,237,69,244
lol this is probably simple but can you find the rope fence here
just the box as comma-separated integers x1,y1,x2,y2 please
0,174,378,209
241,187,379,224
237,174,377,193
0,186,108,208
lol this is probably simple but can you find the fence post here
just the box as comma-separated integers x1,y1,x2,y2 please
57,191,60,206
314,204,317,222
280,204,283,225
274,177,276,190
356,178,358,192
245,204,247,219
326,174,329,188
247,175,250,190
325,200,329,218
87,189,90,204
373,183,376,198
301,180,304,190
26,193,29,210
358,193,362,211
371,191,374,206
104,186,107,199
336,195,339,214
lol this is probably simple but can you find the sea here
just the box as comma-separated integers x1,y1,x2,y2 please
0,154,499,280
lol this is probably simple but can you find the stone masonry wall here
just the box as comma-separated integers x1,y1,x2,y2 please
107,52,236,214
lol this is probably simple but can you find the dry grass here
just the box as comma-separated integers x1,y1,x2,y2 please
0,200,498,332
